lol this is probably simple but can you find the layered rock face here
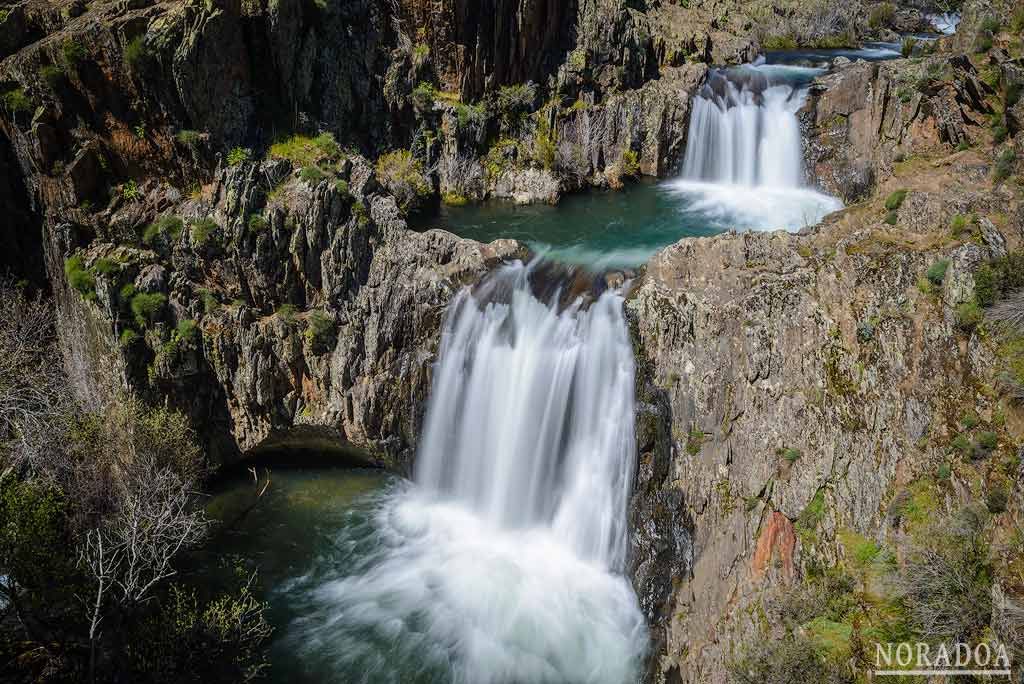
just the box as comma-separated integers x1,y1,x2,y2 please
58,156,522,467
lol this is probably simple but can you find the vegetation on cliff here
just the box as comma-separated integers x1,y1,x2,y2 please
0,281,271,682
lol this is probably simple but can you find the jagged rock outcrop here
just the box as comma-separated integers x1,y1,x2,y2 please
802,54,994,202
58,156,523,467
627,155,1022,681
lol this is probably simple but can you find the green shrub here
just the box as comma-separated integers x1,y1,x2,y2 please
375,149,432,213
783,447,802,463
621,149,640,177
64,255,95,298
2,87,32,114
884,189,908,211
175,319,199,344
334,179,350,197
226,147,250,166
304,310,335,350
131,292,167,326
937,463,952,479
143,215,184,245
728,634,837,684
455,103,486,130
994,148,1016,183
961,412,980,429
534,130,556,170
40,64,65,88
124,35,151,72
247,214,268,231
975,264,996,307
120,328,140,347
122,180,139,200
276,303,298,325
190,218,218,245
119,283,136,301
977,431,998,451
199,289,220,314
993,124,1009,144
974,33,993,53
762,35,798,50
495,82,537,128
979,15,1001,34
1013,6,1024,33
956,300,984,330
269,133,340,166
442,191,468,206
61,39,86,67
92,257,120,276
950,213,969,236
411,82,436,112
685,427,705,456
175,129,201,147
884,210,898,225
926,259,949,286
952,434,971,455
868,3,896,29
901,36,917,57
299,166,325,185
986,486,1009,513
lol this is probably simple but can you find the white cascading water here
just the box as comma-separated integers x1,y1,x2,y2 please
666,64,842,231
284,260,647,683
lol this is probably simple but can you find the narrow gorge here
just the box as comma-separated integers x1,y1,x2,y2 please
2,1,1023,683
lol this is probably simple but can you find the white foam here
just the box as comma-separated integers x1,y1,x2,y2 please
662,180,842,232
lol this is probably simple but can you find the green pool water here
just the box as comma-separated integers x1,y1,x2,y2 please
414,180,725,269
194,465,396,684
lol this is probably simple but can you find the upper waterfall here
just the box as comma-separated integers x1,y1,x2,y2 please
666,62,843,232
681,68,808,187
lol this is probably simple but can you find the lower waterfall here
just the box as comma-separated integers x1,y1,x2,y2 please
666,62,842,231
280,260,647,683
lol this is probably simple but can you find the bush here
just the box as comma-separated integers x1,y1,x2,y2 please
986,486,1009,513
64,255,96,299
994,149,1016,183
120,328,140,347
411,82,436,112
901,36,917,57
993,124,1009,144
276,303,298,324
122,180,140,200
299,166,325,185
900,504,992,643
868,3,896,29
40,64,65,88
2,86,32,114
783,447,802,463
334,179,350,197
534,130,556,170
977,431,998,451
175,129,201,147
975,264,996,307
495,82,537,129
884,210,898,225
269,133,340,166
92,257,120,277
1013,6,1024,33
956,300,984,330
174,319,199,345
961,412,980,430
884,189,908,211
375,149,432,213
61,39,86,67
304,310,335,351
621,149,640,177
143,215,184,246
190,218,218,245
728,634,839,684
979,15,1001,34
974,33,993,53
131,292,167,326
199,289,220,314
226,147,250,166
124,35,151,73
926,259,949,286
950,213,969,236
247,214,267,231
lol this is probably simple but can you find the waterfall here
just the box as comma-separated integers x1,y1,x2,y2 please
666,63,843,231
681,70,806,187
282,260,647,683
415,261,637,568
